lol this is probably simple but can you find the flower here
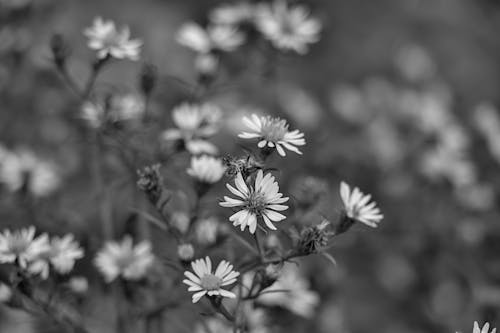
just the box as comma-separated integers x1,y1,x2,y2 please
177,243,195,261
238,114,305,157
67,276,89,294
47,234,84,274
195,217,220,245
80,101,105,128
255,0,321,54
84,17,142,60
187,155,226,184
183,256,240,303
339,181,383,228
209,2,256,26
220,170,289,233
176,22,245,53
94,236,154,282
170,211,191,234
473,322,497,333
108,94,145,122
257,263,319,318
0,226,50,268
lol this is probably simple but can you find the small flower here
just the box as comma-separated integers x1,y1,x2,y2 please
94,236,154,283
183,256,240,303
80,101,105,128
220,170,289,233
255,0,321,54
0,226,49,268
473,322,497,333
170,211,191,234
195,217,220,245
84,17,142,61
239,114,305,157
187,155,226,184
67,276,89,294
108,93,145,122
47,234,84,274
339,181,383,228
176,22,245,53
177,243,195,261
209,2,256,26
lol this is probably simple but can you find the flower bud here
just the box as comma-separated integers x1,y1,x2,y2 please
170,211,191,234
137,164,166,205
177,243,195,262
139,63,157,96
50,33,71,68
297,220,331,255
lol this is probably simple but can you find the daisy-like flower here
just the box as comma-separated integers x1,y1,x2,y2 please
84,17,142,61
220,170,288,233
176,22,245,54
183,256,239,303
209,2,256,26
339,181,383,228
239,114,305,157
94,236,154,283
0,226,50,268
187,155,226,184
47,234,84,274
255,0,321,54
472,322,497,333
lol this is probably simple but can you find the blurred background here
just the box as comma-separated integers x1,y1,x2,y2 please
1,0,500,332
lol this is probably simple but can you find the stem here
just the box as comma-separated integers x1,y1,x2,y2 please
253,232,263,260
83,57,109,99
56,64,83,99
208,297,234,322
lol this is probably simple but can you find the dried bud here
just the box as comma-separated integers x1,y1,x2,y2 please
290,176,328,209
223,154,263,178
50,33,70,68
177,243,195,262
297,220,331,255
139,63,157,96
137,164,165,204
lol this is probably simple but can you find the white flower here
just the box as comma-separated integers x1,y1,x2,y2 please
0,226,50,268
473,322,497,333
0,282,12,303
177,243,195,261
209,2,256,26
258,263,319,318
185,139,219,156
339,181,383,228
195,217,220,245
81,101,105,128
239,114,305,157
161,103,222,142
183,256,239,303
94,236,154,283
47,234,84,274
255,0,321,54
109,94,145,122
84,17,142,61
220,170,288,233
187,155,226,184
67,276,89,294
176,22,245,53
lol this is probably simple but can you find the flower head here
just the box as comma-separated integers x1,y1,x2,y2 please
220,170,288,233
183,256,239,303
255,0,321,54
47,234,84,274
473,322,497,333
84,17,142,60
108,94,145,122
187,155,226,184
0,226,50,268
162,103,221,142
209,2,256,26
94,236,154,282
339,181,383,228
239,114,305,157
81,101,105,128
176,22,245,53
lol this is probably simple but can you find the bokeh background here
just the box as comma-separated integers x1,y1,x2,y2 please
1,0,500,332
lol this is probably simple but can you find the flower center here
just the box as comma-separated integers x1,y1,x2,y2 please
201,274,222,290
115,252,136,270
260,117,289,142
9,238,29,255
246,191,267,214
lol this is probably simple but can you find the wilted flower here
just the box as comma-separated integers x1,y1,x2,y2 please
255,0,321,54
339,181,383,229
258,263,319,318
137,164,166,205
297,220,331,255
176,22,245,53
94,236,155,283
0,226,49,269
84,17,142,61
472,322,497,333
209,2,256,26
183,256,239,303
239,114,305,157
177,243,195,261
220,170,289,233
187,155,226,184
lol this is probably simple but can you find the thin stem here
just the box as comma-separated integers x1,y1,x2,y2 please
253,232,263,260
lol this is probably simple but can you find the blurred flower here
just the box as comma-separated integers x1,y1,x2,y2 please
255,0,321,54
339,181,383,228
94,236,154,282
239,114,305,156
185,139,219,155
47,234,84,275
195,53,219,77
183,256,240,303
67,276,89,294
394,43,436,82
209,2,256,26
195,217,220,245
0,226,50,269
195,317,232,333
109,94,145,122
84,17,142,61
220,170,289,233
176,22,245,53
329,84,369,124
170,211,190,234
187,155,226,184
290,175,328,209
258,263,319,318
177,243,195,261
0,282,12,303
137,164,165,204
80,101,105,128
474,103,500,165
472,322,497,333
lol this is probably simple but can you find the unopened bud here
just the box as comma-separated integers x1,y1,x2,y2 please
50,33,70,68
177,243,195,262
137,164,164,204
139,63,157,96
170,211,190,234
